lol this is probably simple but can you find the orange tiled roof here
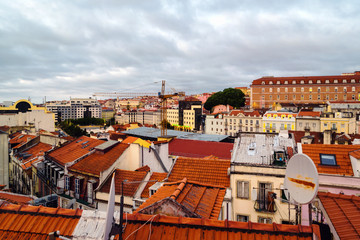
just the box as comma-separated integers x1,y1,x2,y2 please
136,178,226,219
350,149,360,159
17,142,52,170
140,172,168,198
318,192,360,240
302,144,360,176
0,204,82,239
135,165,151,172
9,134,36,148
167,157,230,187
0,192,33,205
121,136,138,144
297,111,321,117
120,213,320,240
229,110,261,117
98,169,148,197
47,136,104,166
68,143,129,177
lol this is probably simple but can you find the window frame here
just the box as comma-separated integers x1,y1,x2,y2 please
236,180,250,199
319,154,337,166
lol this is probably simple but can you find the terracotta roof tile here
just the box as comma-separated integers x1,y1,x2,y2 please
0,204,82,239
98,169,148,197
0,192,33,205
121,136,139,144
297,111,321,117
302,144,360,176
136,178,226,220
229,110,261,117
135,165,151,172
318,192,360,240
9,134,36,148
16,142,52,170
140,172,168,198
167,157,230,187
350,149,360,159
68,143,129,177
47,136,104,166
169,139,233,159
289,131,323,144
121,213,320,240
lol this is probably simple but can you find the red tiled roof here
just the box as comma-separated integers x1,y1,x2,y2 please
47,136,104,166
68,143,129,177
0,204,82,239
135,165,150,172
140,172,168,198
184,96,200,102
289,131,323,144
17,142,52,170
229,110,261,117
350,149,360,159
122,136,139,144
297,111,321,117
98,169,148,197
9,134,36,148
169,139,233,159
0,192,33,205
136,178,226,219
302,144,360,176
167,157,230,187
318,192,360,240
120,213,320,240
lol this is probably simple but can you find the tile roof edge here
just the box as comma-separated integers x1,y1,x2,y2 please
0,203,83,217
170,178,187,200
164,179,227,189
125,213,317,235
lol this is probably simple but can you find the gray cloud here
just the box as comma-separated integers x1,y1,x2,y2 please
0,0,359,103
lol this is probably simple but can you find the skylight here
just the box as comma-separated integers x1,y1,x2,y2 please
320,154,337,166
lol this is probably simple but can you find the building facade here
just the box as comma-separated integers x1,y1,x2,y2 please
251,71,360,109
46,98,101,123
262,111,297,133
205,114,225,135
224,110,262,136
296,111,321,132
320,112,356,134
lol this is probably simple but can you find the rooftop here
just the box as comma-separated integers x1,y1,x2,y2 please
140,172,167,199
16,142,52,170
47,136,104,166
318,192,360,240
169,138,233,159
136,178,226,220
0,192,33,205
302,144,360,176
229,109,261,117
167,157,230,187
9,133,36,149
97,169,148,197
0,203,82,239
122,127,230,142
68,143,129,177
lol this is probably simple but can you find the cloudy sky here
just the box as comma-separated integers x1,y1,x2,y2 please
1,0,359,103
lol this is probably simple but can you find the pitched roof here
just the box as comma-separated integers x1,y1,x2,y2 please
47,136,104,166
68,143,129,177
140,172,168,198
297,110,321,118
16,142,52,170
0,203,82,239
121,213,320,240
302,144,360,176
169,139,233,159
229,110,261,117
9,134,36,149
167,157,230,187
318,192,360,240
136,178,226,219
0,192,33,205
289,131,323,144
98,169,148,197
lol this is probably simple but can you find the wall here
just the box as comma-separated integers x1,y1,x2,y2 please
0,132,9,187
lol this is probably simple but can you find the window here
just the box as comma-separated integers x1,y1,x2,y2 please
317,80,321,84
258,217,272,224
309,80,313,84
309,87,312,92
75,178,80,197
285,87,288,92
87,182,93,204
309,94,312,100
293,95,296,100
262,81,265,85
262,88,265,93
293,87,296,92
325,80,329,83
269,81,273,85
277,95,280,100
237,181,249,199
335,94,338,100
65,176,70,190
317,95,321,100
352,86,356,92
351,79,355,83
320,154,337,165
237,215,249,222
277,81,280,84
344,87,347,92
300,80,304,84
301,87,304,92
277,88,280,92
334,79,338,83
285,95,288,100
269,88,273,92
292,80,296,84
284,81,288,84
343,79,347,83
335,87,338,92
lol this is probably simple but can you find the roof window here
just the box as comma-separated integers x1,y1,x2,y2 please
317,80,321,84
343,79,347,83
292,80,296,84
320,154,337,166
334,79,338,83
309,80,313,84
325,80,330,83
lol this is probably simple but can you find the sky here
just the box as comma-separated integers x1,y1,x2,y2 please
1,0,360,103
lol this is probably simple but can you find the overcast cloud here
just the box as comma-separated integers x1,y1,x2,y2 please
1,0,359,103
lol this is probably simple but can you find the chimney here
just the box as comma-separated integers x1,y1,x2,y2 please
323,130,332,145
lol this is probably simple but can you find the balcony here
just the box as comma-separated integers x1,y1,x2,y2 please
254,192,277,213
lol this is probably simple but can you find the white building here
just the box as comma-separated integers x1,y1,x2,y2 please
205,114,225,135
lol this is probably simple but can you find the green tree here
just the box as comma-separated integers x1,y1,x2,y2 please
204,88,245,112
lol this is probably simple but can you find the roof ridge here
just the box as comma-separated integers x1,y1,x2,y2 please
170,178,187,200
164,179,226,189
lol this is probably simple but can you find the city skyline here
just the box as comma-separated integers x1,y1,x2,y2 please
1,0,360,103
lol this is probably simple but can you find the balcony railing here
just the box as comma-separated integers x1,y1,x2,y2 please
254,192,277,213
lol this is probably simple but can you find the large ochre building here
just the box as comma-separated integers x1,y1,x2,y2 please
251,71,360,109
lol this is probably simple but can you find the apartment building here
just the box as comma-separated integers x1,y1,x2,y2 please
296,110,321,132
251,71,360,109
262,110,297,133
205,114,225,135
320,111,356,134
46,98,101,123
224,110,262,136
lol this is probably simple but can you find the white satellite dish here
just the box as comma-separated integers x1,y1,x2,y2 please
251,188,258,201
284,153,319,205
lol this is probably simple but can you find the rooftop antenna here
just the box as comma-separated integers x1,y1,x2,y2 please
284,153,319,224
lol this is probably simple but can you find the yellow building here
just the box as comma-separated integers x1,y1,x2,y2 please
166,109,179,126
320,112,356,134
262,111,296,133
230,164,295,224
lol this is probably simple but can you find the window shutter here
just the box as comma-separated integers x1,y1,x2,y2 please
244,182,249,199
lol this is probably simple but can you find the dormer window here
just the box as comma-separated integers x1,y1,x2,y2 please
284,81,288,84
351,79,355,83
292,80,296,84
309,80,313,84
277,81,280,84
343,79,347,83
300,80,304,84
325,80,330,83
317,80,321,84
269,81,273,85
334,79,338,83
262,81,265,85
